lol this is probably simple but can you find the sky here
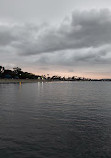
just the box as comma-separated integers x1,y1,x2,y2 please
0,0,111,79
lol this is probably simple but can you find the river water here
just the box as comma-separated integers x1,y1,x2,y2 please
0,81,111,158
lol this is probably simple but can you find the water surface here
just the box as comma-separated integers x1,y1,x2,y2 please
0,82,111,158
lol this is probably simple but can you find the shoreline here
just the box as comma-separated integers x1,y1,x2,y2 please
0,79,111,83
0,79,48,83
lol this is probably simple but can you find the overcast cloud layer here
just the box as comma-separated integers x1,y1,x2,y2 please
0,8,111,78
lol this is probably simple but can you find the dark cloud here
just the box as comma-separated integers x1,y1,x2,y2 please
22,9,111,55
0,9,111,55
34,45,111,67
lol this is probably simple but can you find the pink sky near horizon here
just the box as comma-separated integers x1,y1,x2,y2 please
22,67,111,79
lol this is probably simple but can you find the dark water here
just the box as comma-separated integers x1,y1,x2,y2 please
0,82,111,158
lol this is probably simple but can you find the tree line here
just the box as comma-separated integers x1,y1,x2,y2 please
0,65,93,81
0,66,42,79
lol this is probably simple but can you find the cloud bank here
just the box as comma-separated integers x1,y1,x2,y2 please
0,9,111,78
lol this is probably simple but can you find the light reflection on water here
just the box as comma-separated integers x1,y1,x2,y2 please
0,82,111,158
